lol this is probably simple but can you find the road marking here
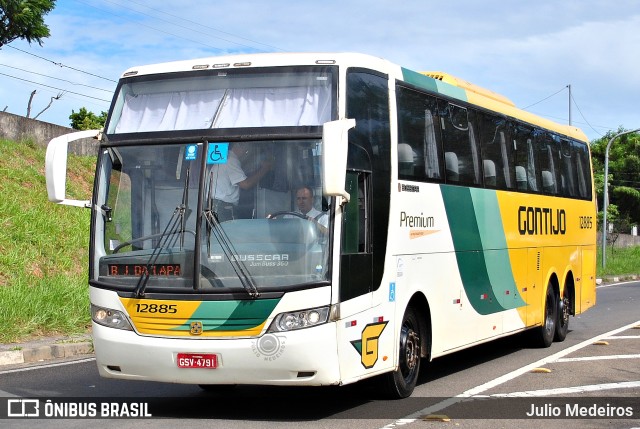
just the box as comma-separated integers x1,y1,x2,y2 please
596,280,640,288
379,319,640,428
603,335,640,339
488,381,640,397
555,354,640,363
0,357,96,375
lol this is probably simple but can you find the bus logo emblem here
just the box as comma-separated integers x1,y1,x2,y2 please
190,321,203,335
351,321,388,369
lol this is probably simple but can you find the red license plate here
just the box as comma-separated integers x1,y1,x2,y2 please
177,353,218,369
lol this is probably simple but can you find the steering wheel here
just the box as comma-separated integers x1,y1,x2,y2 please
266,211,327,239
266,211,308,220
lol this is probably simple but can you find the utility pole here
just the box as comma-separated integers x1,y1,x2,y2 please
567,84,572,126
601,128,640,267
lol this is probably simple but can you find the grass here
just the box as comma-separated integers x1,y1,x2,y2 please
0,139,95,343
0,138,637,343
597,246,640,279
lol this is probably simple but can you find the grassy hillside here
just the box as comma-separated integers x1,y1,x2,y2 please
0,139,95,343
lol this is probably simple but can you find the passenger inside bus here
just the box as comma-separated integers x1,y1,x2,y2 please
208,142,273,221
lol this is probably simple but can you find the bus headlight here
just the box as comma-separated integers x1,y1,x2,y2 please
91,304,133,331
268,306,330,332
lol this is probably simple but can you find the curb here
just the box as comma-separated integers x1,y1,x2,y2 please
0,337,93,367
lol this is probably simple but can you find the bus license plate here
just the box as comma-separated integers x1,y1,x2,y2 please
177,353,218,369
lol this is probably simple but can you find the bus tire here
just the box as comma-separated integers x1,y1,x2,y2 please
381,306,421,399
554,292,570,342
535,285,557,348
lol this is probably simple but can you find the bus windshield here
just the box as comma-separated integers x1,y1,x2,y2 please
93,139,331,295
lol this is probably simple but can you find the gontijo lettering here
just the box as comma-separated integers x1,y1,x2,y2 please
518,206,566,235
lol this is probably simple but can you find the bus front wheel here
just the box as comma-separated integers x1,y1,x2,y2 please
381,306,421,399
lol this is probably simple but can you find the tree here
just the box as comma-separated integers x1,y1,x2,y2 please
591,127,640,228
0,0,56,47
69,107,107,131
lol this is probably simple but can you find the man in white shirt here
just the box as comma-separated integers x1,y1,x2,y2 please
209,142,272,221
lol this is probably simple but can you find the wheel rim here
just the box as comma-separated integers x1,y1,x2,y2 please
544,292,555,334
399,323,420,380
559,296,570,326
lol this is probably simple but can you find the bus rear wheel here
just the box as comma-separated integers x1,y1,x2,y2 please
554,292,570,342
381,306,421,399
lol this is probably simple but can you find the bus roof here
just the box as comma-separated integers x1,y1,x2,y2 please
118,52,588,143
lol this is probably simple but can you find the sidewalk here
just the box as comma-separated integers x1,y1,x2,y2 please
0,334,93,368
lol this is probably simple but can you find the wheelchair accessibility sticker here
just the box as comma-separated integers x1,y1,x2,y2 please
207,143,229,164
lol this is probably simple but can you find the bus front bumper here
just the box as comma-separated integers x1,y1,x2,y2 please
92,322,341,386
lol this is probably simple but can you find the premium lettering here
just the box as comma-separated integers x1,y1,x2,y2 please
400,211,434,228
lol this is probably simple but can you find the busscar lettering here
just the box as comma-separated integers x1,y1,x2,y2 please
231,254,289,262
518,206,566,235
400,211,434,228
400,184,420,193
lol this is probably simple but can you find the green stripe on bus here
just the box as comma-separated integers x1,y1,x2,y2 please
400,68,468,102
401,68,439,92
173,298,280,332
469,189,526,310
441,186,524,315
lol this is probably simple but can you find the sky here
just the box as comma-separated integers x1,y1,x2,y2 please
1,0,639,142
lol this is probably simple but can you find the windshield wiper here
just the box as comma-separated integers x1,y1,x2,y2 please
202,170,260,299
133,165,191,298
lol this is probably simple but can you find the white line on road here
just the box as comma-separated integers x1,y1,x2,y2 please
0,357,96,375
555,354,640,363
379,319,640,428
488,380,640,397
603,335,640,339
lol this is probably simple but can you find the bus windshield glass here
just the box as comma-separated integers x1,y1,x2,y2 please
106,67,334,134
93,139,331,294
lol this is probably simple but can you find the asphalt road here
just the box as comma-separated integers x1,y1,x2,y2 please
1,281,639,429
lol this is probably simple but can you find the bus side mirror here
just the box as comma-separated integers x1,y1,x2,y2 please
45,129,101,207
322,119,355,204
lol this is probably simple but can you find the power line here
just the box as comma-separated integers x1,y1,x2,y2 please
5,45,116,83
95,0,284,53
0,63,113,93
0,72,112,102
523,85,613,137
522,86,567,110
73,0,230,52
569,91,604,138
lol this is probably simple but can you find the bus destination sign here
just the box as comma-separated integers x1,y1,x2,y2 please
108,264,181,276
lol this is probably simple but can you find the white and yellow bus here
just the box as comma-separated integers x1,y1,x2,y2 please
45,52,596,398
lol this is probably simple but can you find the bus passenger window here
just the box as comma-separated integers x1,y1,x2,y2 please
536,130,561,195
560,139,577,197
477,112,513,189
396,85,443,182
572,140,592,199
512,124,538,192
439,101,480,186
